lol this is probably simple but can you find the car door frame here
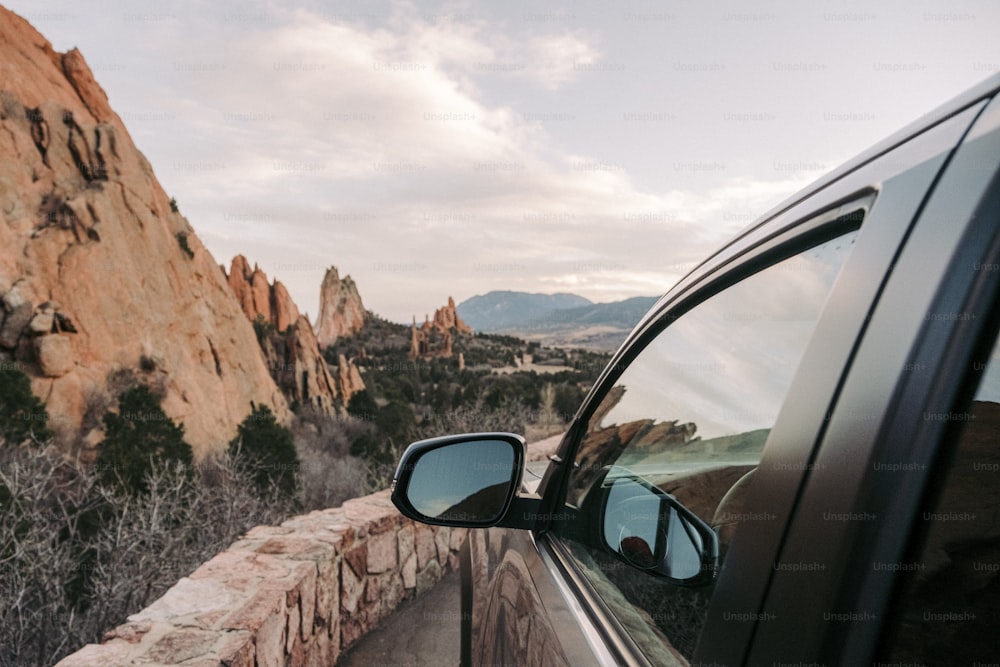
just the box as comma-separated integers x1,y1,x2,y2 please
521,87,996,666
744,92,1000,666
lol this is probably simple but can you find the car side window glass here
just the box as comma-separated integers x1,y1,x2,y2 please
881,333,1000,664
553,229,859,663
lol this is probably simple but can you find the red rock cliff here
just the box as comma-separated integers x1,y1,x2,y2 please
0,8,289,457
226,255,301,332
426,296,472,335
314,267,365,348
225,256,360,413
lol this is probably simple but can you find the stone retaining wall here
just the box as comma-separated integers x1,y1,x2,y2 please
54,434,563,667
54,489,465,667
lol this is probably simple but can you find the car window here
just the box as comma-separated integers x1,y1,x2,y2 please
552,228,859,663
880,331,1000,664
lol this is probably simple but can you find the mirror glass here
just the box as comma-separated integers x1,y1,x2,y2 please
406,439,516,523
602,471,712,581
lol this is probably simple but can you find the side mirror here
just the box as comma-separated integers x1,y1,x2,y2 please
391,433,526,528
599,467,719,586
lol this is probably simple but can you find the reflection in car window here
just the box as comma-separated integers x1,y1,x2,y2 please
882,334,1000,664
554,228,859,662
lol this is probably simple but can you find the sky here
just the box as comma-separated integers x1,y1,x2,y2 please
6,0,999,323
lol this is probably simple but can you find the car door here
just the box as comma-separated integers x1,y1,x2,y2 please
743,91,1000,666
505,94,993,666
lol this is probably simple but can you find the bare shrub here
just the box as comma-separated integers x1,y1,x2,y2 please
292,413,371,510
359,439,406,494
417,400,532,439
0,445,99,666
0,446,295,667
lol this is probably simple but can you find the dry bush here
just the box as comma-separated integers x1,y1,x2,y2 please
292,413,371,510
0,446,294,667
417,401,532,440
0,446,99,665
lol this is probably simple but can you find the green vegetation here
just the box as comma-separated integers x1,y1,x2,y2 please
252,313,276,341
324,314,611,487
0,363,52,445
228,404,299,500
176,231,194,258
95,384,193,495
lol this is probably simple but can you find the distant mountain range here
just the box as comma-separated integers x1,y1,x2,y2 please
456,291,660,350
456,291,592,331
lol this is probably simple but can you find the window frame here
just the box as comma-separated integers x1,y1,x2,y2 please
536,199,870,666
523,94,985,667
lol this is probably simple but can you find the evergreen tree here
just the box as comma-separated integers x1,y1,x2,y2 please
346,390,378,422
0,364,52,445
376,400,415,446
96,385,193,495
228,404,299,500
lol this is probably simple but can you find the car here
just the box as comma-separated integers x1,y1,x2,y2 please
391,73,1000,666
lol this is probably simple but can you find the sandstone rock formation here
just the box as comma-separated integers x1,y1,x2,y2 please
315,267,365,348
408,297,471,359
258,315,342,414
336,353,366,404
224,256,366,413
0,7,289,457
226,255,301,332
430,296,472,335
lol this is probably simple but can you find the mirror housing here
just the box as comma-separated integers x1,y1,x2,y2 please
391,433,532,528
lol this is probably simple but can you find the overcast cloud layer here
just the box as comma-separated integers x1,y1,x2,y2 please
7,0,999,322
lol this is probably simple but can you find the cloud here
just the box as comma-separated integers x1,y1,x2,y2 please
79,4,815,321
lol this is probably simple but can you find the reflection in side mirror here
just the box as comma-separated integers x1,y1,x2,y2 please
600,467,719,586
391,433,525,527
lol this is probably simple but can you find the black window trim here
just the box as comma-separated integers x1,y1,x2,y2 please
839,139,1000,665
535,198,872,665
745,94,1000,666
545,197,872,527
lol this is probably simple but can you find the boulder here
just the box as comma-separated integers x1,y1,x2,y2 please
35,334,73,377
